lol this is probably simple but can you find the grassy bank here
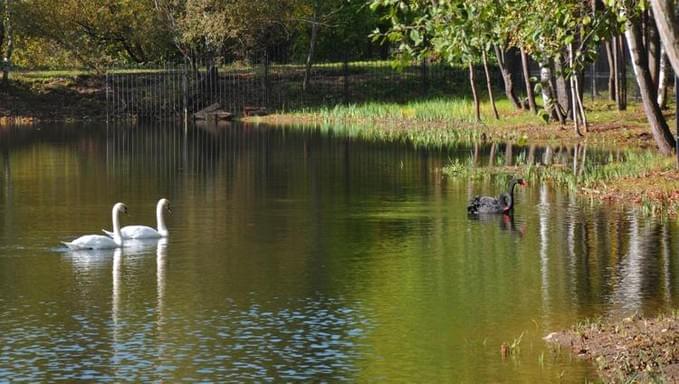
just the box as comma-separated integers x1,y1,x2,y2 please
443,151,679,217
249,96,679,217
249,98,665,149
544,312,679,383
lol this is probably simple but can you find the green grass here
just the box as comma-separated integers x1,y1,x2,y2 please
284,98,544,126
443,150,679,216
444,149,671,190
280,120,486,148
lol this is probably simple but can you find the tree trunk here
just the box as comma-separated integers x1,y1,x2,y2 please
605,40,616,101
505,142,513,166
1,0,11,84
493,45,521,110
0,0,4,56
625,18,675,154
540,62,565,124
574,71,588,133
614,35,627,110
569,44,586,135
469,62,481,122
649,0,679,75
482,50,499,119
657,50,670,108
646,9,662,87
520,47,537,113
302,2,320,92
554,55,571,119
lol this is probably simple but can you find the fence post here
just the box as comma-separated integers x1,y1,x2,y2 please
183,59,189,132
105,71,110,125
263,50,270,109
421,58,429,96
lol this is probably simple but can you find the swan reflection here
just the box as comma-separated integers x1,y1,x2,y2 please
156,238,168,325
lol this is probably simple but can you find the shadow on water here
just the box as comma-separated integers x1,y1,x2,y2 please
0,120,677,382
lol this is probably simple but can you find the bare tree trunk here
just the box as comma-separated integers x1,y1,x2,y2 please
605,40,616,101
574,71,588,132
649,0,679,74
469,62,481,122
625,18,675,154
554,55,571,119
647,9,662,86
1,0,11,84
540,61,565,124
482,50,500,120
568,58,582,135
657,50,671,108
493,45,522,110
520,47,537,113
302,2,320,92
614,35,627,110
568,44,588,134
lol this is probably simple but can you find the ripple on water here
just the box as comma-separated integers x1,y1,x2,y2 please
0,296,373,381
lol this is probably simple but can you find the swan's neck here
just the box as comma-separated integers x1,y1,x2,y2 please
112,206,123,245
156,203,168,237
506,180,518,212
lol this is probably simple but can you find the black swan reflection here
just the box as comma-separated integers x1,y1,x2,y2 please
467,178,526,215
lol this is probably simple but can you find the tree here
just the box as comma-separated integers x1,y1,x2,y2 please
510,0,619,133
624,11,674,154
657,50,670,108
370,0,506,121
297,0,350,91
610,0,675,154
13,0,176,70
1,0,12,84
649,0,679,74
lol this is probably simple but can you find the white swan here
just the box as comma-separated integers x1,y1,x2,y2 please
104,198,171,239
62,203,128,250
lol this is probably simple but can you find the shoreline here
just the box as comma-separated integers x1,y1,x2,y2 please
544,312,679,383
3,80,679,218
246,109,679,219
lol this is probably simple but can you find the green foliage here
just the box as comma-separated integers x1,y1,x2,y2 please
370,0,623,78
12,0,176,69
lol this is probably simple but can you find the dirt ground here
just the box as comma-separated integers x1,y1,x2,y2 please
0,76,105,122
544,313,679,383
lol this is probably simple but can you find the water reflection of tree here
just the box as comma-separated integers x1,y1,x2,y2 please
535,185,679,319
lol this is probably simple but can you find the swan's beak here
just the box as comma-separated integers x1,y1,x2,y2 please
167,206,173,214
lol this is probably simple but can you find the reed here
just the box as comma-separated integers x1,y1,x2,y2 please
286,98,542,127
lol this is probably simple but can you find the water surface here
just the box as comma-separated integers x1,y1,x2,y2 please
0,122,677,382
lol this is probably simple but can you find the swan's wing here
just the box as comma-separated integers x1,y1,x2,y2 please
498,193,511,207
63,235,118,250
468,195,505,214
121,225,161,239
478,196,499,205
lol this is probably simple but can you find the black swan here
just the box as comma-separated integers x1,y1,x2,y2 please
467,178,526,215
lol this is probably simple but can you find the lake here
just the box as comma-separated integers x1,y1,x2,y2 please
0,121,677,382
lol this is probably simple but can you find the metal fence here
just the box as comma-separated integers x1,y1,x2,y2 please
103,56,649,123
105,59,504,121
